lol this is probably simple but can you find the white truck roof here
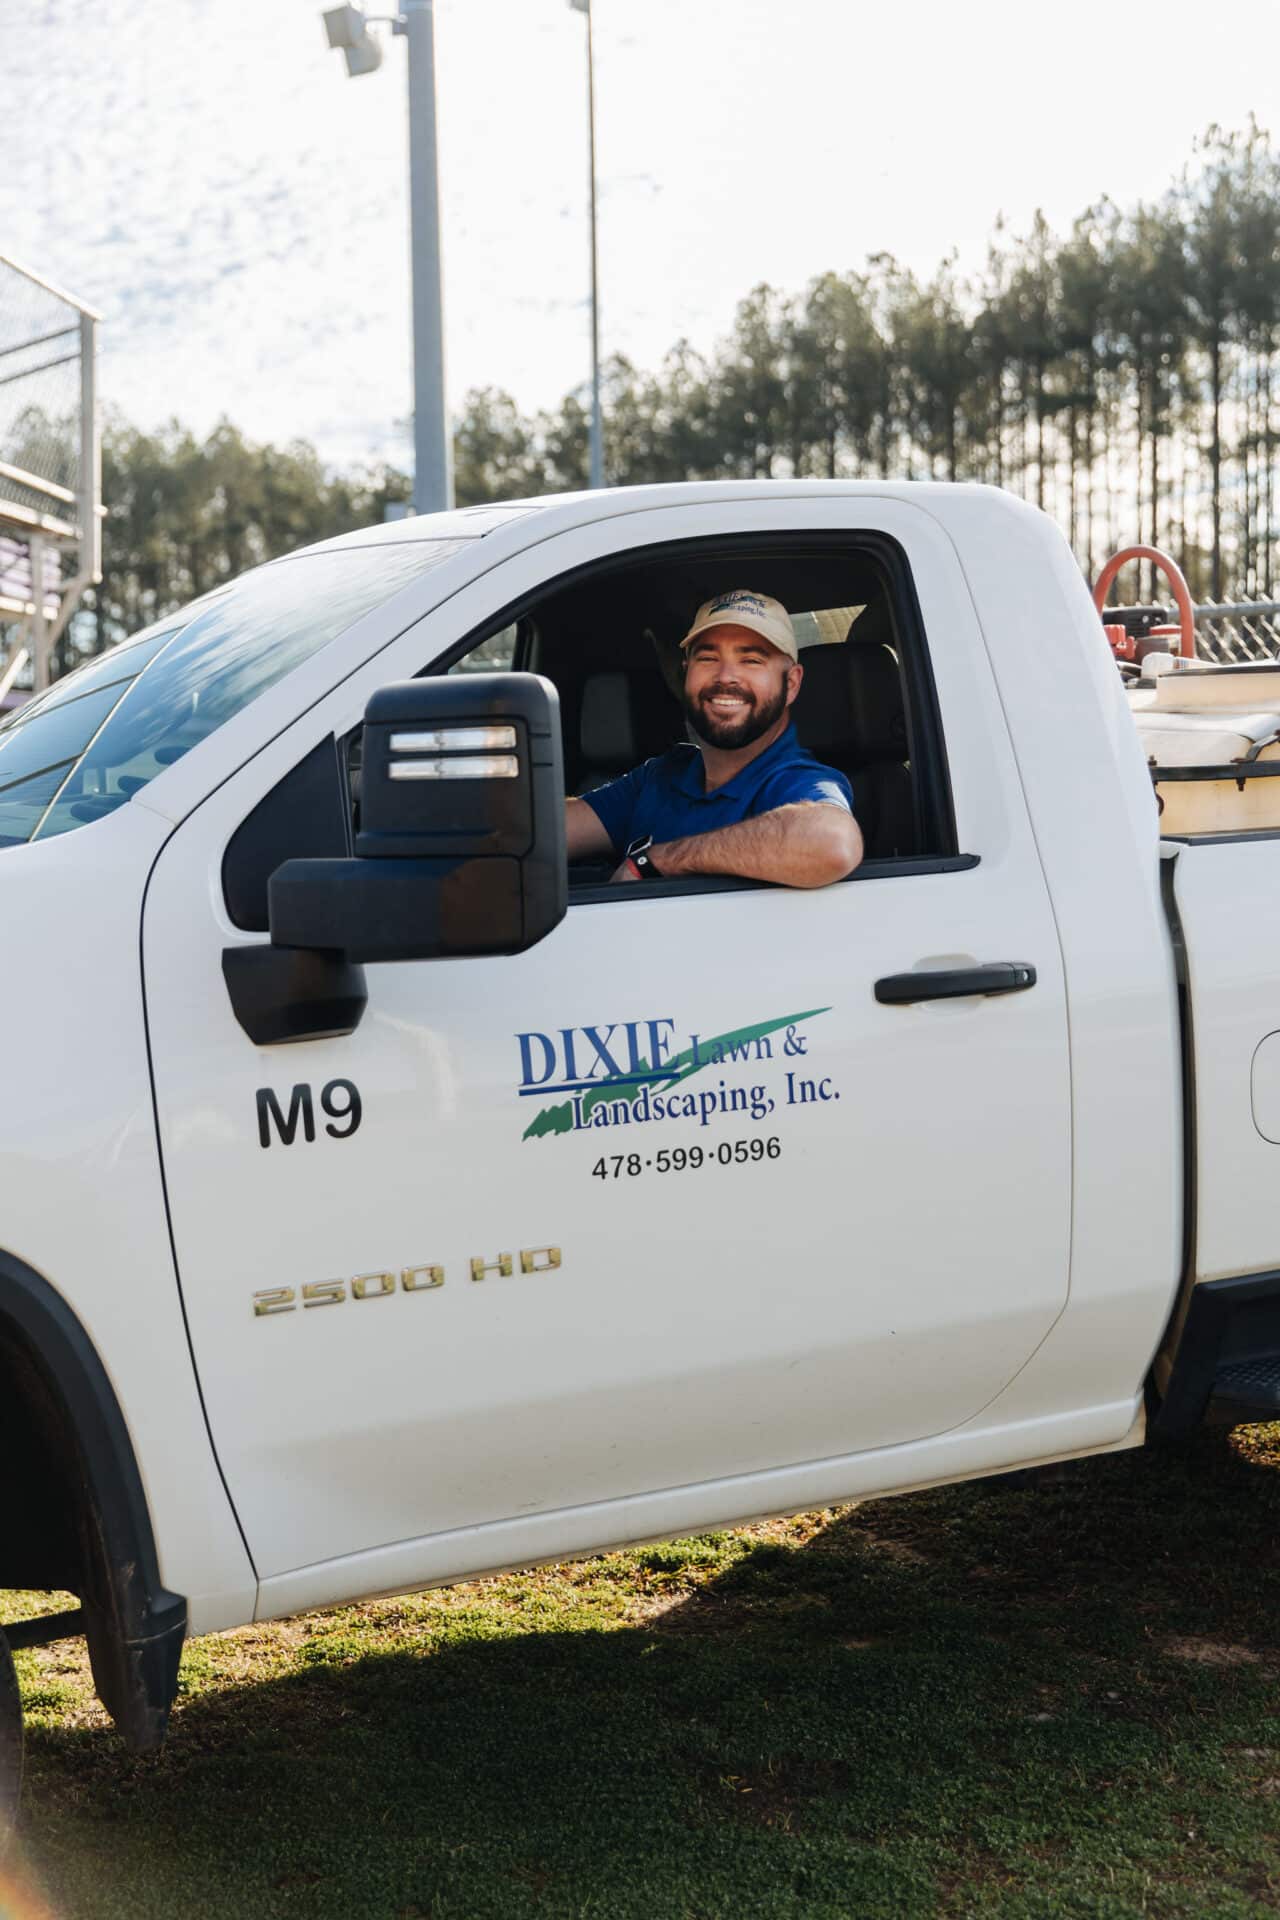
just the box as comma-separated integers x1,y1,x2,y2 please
294,477,1022,559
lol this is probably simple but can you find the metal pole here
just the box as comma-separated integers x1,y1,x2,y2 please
585,0,603,489
402,0,453,513
80,311,101,585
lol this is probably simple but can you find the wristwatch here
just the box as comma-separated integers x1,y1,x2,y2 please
625,834,664,881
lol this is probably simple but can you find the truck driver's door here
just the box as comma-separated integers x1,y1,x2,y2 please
143,497,1071,1598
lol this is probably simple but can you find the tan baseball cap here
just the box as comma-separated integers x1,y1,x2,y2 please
680,588,798,664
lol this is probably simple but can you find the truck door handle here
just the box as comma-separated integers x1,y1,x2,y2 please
874,963,1037,1005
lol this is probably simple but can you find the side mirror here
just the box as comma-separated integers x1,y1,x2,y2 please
270,672,566,964
223,674,566,1045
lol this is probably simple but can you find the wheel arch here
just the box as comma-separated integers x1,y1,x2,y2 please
0,1247,186,1750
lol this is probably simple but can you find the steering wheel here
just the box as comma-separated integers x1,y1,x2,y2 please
1092,545,1196,660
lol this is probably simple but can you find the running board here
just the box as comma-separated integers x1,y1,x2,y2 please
1211,1355,1280,1418
1151,1270,1280,1437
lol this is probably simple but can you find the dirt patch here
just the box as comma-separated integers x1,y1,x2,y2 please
734,1510,850,1548
860,1531,931,1568
633,1584,836,1636
700,1757,852,1835
1163,1637,1262,1668
627,1591,687,1623
634,1592,757,1636
714,1769,801,1833
934,1845,1023,1911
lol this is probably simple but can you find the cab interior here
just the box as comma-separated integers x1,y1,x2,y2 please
482,544,931,880
225,539,949,935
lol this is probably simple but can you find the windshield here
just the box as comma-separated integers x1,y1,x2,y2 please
0,539,468,849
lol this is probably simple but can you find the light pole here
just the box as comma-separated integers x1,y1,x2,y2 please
568,0,603,489
323,3,454,513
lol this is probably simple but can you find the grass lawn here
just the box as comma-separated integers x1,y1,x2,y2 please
5,1425,1280,1918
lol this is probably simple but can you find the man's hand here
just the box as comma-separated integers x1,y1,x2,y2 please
607,804,863,889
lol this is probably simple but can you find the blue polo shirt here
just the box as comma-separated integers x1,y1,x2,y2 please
583,723,853,855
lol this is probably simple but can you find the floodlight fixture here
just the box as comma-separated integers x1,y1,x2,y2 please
322,4,384,76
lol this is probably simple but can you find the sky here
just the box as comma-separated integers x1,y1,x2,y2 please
4,0,1279,474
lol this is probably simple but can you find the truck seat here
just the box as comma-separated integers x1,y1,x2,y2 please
792,638,915,858
576,670,682,793
791,643,858,784
847,642,915,858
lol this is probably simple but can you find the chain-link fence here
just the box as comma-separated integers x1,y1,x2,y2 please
1193,600,1280,662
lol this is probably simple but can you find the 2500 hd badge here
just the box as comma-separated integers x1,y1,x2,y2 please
252,1247,563,1318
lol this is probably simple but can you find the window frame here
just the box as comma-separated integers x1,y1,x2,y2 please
229,522,971,924
413,528,963,893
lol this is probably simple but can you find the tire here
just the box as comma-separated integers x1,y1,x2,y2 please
0,1626,22,1848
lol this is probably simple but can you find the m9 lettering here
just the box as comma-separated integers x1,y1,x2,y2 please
255,1078,362,1150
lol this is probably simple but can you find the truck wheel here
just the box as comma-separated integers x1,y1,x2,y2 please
0,1626,22,1846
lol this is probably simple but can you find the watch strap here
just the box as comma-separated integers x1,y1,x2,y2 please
625,836,663,881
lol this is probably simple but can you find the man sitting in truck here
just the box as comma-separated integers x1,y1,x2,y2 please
564,588,864,888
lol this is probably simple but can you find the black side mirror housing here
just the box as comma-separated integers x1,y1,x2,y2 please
268,673,566,965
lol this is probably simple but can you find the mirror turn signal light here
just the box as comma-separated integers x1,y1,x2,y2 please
389,755,519,781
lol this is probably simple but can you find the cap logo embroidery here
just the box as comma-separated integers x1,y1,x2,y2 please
710,591,766,617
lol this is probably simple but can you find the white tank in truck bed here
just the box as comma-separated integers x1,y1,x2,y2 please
1130,658,1280,833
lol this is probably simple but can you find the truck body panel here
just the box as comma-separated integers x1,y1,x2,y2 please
936,495,1184,1420
1171,838,1280,1283
142,494,1074,1582
0,805,255,1632
1,478,1271,1687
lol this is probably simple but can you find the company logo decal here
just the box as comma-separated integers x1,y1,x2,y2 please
517,1007,831,1141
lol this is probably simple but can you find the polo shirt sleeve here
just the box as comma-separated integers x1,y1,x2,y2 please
755,759,855,818
579,763,647,855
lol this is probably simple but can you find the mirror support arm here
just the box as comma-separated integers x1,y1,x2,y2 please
222,945,368,1046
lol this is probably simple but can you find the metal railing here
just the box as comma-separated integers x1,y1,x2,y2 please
1194,600,1280,662
0,253,101,689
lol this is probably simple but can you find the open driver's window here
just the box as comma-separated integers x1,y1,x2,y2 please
224,534,954,933
502,538,946,885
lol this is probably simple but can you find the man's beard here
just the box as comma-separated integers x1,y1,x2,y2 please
684,677,790,751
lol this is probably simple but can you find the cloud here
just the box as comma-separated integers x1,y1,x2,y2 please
6,0,1273,472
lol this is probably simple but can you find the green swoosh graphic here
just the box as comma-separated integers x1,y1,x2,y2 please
521,1006,830,1140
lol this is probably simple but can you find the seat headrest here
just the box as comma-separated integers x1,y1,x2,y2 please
580,671,639,770
847,643,908,762
791,645,855,757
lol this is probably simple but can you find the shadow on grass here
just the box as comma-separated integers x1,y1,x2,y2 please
20,1430,1280,1920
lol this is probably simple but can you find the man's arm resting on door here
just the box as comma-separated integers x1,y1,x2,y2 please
630,804,864,889
565,796,617,860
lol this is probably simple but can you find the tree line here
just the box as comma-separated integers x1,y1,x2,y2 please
457,121,1280,606
8,119,1280,673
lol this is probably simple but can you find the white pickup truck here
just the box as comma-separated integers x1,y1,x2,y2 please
2,479,1277,1817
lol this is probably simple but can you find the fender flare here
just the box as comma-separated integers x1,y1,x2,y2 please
0,1248,186,1750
